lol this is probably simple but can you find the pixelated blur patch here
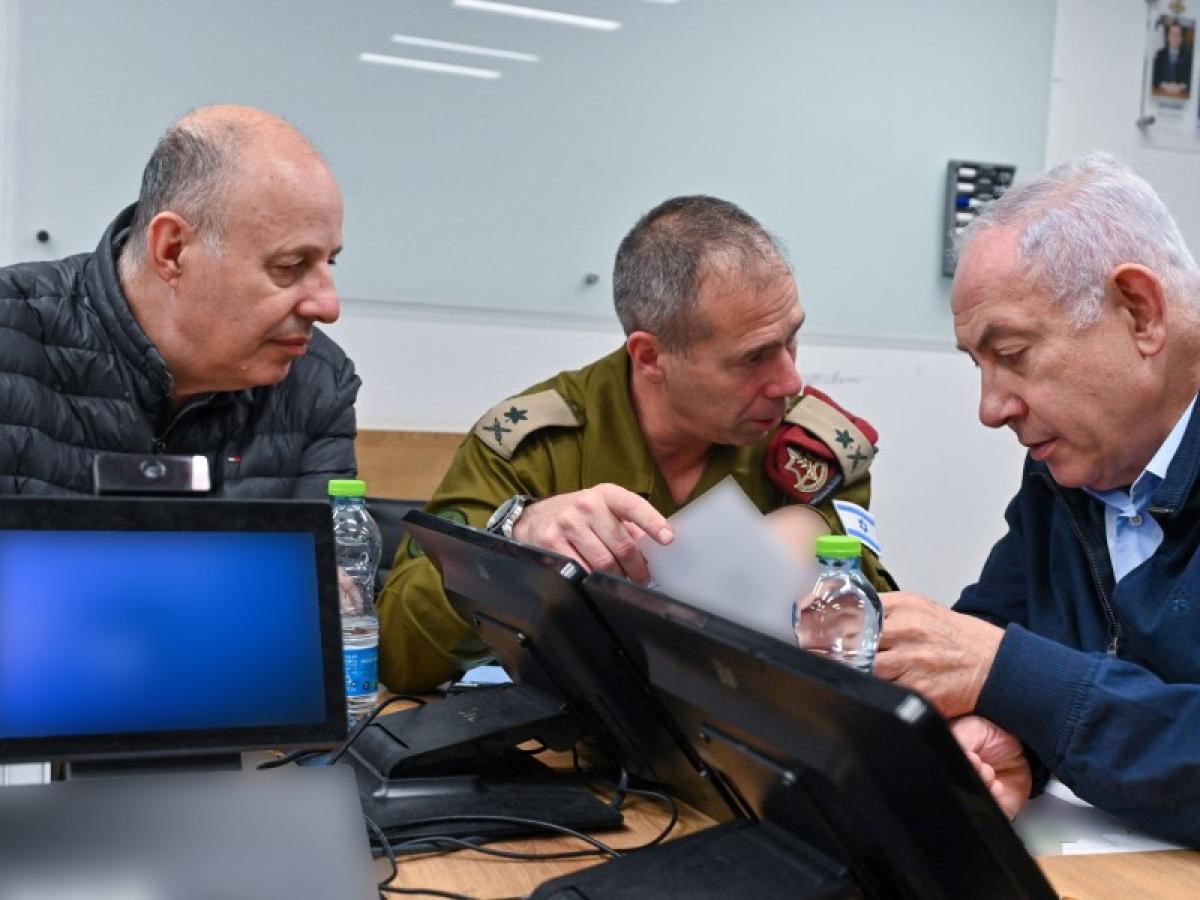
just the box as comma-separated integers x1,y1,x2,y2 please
406,507,468,558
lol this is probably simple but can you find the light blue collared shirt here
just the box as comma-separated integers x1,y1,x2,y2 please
1084,397,1196,583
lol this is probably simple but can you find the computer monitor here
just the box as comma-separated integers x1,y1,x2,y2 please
543,573,1055,900
0,497,347,768
393,510,742,822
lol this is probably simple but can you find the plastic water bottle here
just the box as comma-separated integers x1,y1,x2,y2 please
794,535,883,673
329,479,382,721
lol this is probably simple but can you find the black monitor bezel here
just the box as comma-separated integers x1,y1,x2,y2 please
582,572,1056,900
0,496,347,763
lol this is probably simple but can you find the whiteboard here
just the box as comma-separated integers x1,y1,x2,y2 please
6,0,1055,344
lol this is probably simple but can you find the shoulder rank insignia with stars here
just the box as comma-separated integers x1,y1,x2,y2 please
472,389,582,460
764,386,879,504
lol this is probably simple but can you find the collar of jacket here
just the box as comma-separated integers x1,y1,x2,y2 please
1024,390,1200,520
578,347,658,499
82,203,255,416
576,347,760,514
1148,391,1200,518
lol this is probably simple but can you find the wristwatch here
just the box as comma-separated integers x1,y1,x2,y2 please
485,494,535,539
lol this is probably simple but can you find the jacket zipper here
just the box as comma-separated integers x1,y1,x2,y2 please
151,396,215,454
1041,473,1122,656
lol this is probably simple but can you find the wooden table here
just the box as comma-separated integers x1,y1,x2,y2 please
1037,850,1200,899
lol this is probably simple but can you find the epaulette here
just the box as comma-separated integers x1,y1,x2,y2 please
781,388,877,487
471,389,582,460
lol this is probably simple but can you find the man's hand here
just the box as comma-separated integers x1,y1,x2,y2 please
336,567,364,615
951,715,1032,820
874,591,1003,719
511,483,673,583
765,505,831,563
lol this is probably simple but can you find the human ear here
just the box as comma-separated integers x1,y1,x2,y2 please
1111,264,1168,357
144,212,194,288
626,331,667,384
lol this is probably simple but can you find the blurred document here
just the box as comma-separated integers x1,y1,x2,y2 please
1016,778,1187,856
1060,833,1183,855
637,477,810,644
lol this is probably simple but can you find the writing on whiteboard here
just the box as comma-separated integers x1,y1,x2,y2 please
803,370,864,387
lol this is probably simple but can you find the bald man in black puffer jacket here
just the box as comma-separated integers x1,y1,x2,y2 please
0,104,360,497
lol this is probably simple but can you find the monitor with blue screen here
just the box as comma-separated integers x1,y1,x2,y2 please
0,497,346,765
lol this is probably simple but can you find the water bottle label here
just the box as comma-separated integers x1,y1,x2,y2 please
344,646,378,697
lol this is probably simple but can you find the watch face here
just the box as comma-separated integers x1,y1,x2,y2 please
485,501,510,533
486,496,519,533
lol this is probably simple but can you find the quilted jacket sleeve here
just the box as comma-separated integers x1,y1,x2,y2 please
289,336,361,499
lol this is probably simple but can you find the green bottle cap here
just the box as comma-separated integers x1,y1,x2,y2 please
814,535,863,558
328,479,367,498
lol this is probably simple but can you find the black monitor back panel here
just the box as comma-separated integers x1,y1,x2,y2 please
577,573,1055,900
401,510,742,822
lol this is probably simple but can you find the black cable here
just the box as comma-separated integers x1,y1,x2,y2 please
368,774,678,870
375,814,620,859
606,767,630,810
256,749,325,770
255,695,428,772
564,779,678,853
389,834,611,862
609,783,679,852
568,756,680,851
351,707,675,874
367,813,476,900
382,785,677,862
380,887,476,899
570,747,629,809
364,813,398,896
327,694,428,767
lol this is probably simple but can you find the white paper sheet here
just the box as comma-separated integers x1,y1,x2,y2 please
1015,779,1188,857
636,477,812,644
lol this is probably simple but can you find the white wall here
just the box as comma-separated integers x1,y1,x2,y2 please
1047,0,1200,237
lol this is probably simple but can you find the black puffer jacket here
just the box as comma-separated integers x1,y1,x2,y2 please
0,205,360,497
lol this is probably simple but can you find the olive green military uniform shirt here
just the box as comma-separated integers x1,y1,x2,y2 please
376,347,894,692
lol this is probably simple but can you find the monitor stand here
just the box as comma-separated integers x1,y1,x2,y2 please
530,819,856,900
349,749,623,850
65,751,243,779
345,683,624,849
350,682,583,776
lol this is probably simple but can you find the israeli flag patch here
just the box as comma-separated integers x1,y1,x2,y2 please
832,499,882,556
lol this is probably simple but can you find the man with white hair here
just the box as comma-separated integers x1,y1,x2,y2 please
875,153,1200,843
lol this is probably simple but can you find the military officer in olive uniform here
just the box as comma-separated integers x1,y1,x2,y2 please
377,195,894,692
